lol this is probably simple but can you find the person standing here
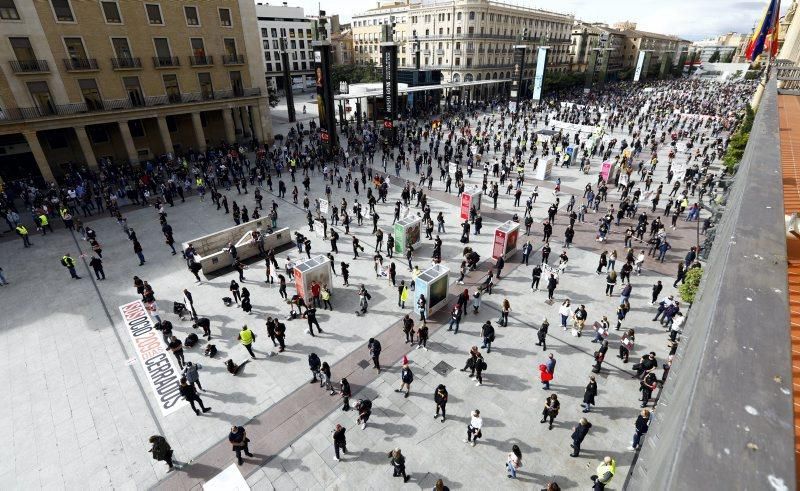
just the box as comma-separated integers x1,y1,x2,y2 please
167,335,185,368
182,362,205,392
434,384,448,422
417,322,429,350
228,425,254,466
388,448,410,483
506,444,523,479
368,337,381,373
546,273,558,300
521,241,533,266
480,320,495,353
148,435,175,471
629,409,651,450
540,394,560,430
89,255,105,280
396,364,413,398
61,253,81,279
619,329,635,363
531,264,542,290
652,280,663,304
570,418,592,457
640,371,658,408
15,224,31,247
133,238,145,266
180,377,211,416
582,376,597,413
332,424,347,461
403,314,415,344
464,409,483,446
340,378,352,411
356,398,372,429
238,325,256,358
306,307,323,336
543,353,556,389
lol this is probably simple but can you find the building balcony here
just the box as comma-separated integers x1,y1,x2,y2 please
222,54,246,65
436,49,445,55
189,55,214,66
453,49,463,56
63,58,98,71
111,57,142,70
0,87,261,124
466,48,475,54
10,59,49,73
152,56,180,68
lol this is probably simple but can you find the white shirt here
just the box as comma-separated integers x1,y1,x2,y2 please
559,305,572,317
470,416,483,430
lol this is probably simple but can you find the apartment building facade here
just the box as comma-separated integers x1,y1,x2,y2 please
352,0,573,93
0,0,272,183
620,29,690,78
570,22,626,79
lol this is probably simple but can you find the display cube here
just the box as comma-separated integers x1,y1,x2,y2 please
413,264,450,318
394,215,422,254
460,189,482,220
492,220,520,261
293,255,332,299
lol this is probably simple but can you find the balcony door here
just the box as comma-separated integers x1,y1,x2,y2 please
229,71,243,96
79,78,102,111
123,76,144,106
27,81,55,115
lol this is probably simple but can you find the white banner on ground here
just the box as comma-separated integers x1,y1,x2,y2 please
319,199,329,215
119,300,187,416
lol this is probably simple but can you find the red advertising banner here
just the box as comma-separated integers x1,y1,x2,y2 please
492,230,506,260
460,193,472,220
600,161,612,182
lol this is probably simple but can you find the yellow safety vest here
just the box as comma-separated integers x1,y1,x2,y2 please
39,214,49,226
16,225,27,235
239,329,254,345
596,460,616,484
62,256,74,267
321,290,331,301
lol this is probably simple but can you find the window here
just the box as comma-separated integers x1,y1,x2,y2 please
261,28,267,37
289,29,295,38
28,81,55,114
299,51,305,60
184,6,199,26
457,12,462,20
266,62,272,71
129,120,145,138
468,11,475,20
229,71,243,95
10,37,35,61
198,72,213,99
218,7,231,27
223,38,237,57
263,40,269,50
111,38,132,58
123,76,144,106
153,38,171,58
0,0,20,20
290,40,296,49
162,74,180,102
63,37,87,60
78,78,102,110
293,62,298,70
271,28,278,37
101,1,121,23
299,40,305,49
190,38,205,56
88,126,109,143
51,0,74,22
306,29,312,37
275,62,281,71
145,3,162,25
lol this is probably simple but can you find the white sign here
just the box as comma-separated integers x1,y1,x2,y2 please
118,300,188,416
204,464,250,491
633,51,646,82
535,155,555,180
319,199,329,215
532,47,548,101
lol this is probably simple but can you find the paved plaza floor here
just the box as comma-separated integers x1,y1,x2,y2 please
0,96,713,489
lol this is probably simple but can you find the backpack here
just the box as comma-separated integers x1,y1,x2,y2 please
222,296,233,306
184,333,199,347
480,360,488,371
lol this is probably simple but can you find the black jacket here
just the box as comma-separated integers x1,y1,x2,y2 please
434,386,448,405
571,422,592,443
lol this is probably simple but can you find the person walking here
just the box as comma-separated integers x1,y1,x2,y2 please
629,409,651,450
332,424,347,461
340,378,352,411
480,320,495,353
228,425,254,466
148,435,175,471
368,337,381,373
167,335,185,368
536,318,549,350
619,329,635,363
506,444,523,479
570,418,592,457
61,253,81,279
464,409,483,446
582,376,597,413
591,456,616,490
434,384,448,422
306,307,323,336
179,377,211,415
542,353,556,389
540,394,560,430
182,361,205,391
500,298,511,326
388,448,410,483
238,325,256,358
396,364,413,398
320,361,335,394
356,398,372,429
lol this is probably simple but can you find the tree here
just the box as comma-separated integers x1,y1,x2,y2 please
722,51,735,63
331,63,381,90
708,49,720,63
267,86,279,108
679,267,704,304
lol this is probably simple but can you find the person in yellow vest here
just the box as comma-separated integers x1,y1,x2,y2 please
591,456,616,490
238,325,256,359
15,224,31,247
60,253,81,279
38,212,53,235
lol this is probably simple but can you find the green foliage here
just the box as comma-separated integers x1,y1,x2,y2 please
679,267,704,304
722,51,735,63
267,86,280,108
542,71,584,91
723,104,755,171
331,63,381,90
708,49,721,63
744,70,760,80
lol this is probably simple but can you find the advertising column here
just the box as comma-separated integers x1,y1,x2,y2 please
381,23,398,145
532,47,549,102
583,49,598,92
313,39,338,153
509,45,526,112
280,39,296,123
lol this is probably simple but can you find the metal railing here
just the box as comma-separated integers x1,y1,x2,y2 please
63,58,98,71
152,56,180,68
189,55,214,66
10,59,49,73
111,57,142,69
0,87,261,123
222,54,245,65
